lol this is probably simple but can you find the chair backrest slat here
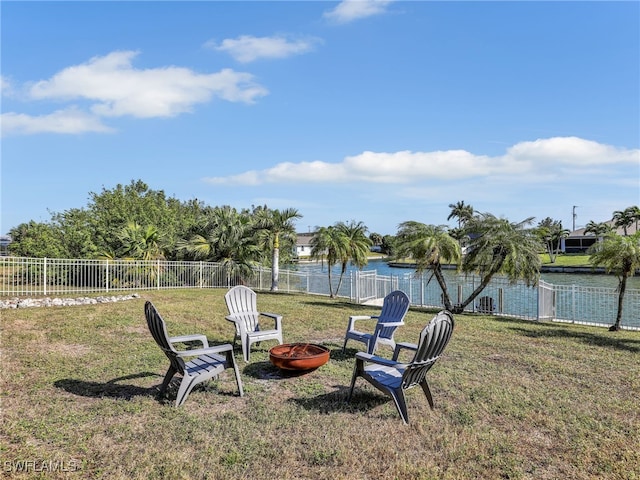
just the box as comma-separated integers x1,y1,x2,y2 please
402,310,454,389
225,286,260,332
145,301,184,373
378,290,410,325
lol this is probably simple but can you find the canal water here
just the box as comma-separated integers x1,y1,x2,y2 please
293,258,640,328
295,258,640,290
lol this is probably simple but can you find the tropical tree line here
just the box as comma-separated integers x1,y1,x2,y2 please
7,182,639,329
394,201,639,330
7,180,301,291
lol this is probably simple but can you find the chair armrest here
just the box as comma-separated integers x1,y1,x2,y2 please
169,334,209,348
259,312,283,330
392,342,418,361
376,321,404,328
346,315,376,330
175,343,234,358
355,352,405,368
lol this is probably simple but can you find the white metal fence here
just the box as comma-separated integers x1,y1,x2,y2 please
1,256,638,330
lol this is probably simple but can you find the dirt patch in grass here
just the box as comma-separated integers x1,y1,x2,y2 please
43,342,92,357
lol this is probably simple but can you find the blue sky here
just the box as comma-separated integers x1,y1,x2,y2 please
2,1,639,236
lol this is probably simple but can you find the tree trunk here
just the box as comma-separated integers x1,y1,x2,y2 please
334,263,347,299
433,266,454,311
547,240,557,263
271,234,280,291
610,275,627,331
456,266,502,314
271,246,279,291
328,268,335,298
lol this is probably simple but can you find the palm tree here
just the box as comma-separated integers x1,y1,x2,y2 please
334,220,372,294
369,232,383,247
584,220,613,243
629,206,640,232
117,221,165,260
536,218,569,263
178,206,259,283
310,225,349,298
253,207,302,291
612,209,634,236
447,201,474,229
459,214,543,314
395,221,461,311
588,232,640,331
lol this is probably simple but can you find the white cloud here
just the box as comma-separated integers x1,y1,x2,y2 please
206,35,322,63
203,137,640,186
1,76,13,96
1,107,114,136
505,136,638,165
27,50,268,118
324,0,395,24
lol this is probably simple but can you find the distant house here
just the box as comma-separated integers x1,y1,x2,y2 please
0,235,11,256
295,233,314,259
563,221,638,253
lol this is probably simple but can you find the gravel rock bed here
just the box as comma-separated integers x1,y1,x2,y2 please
0,293,140,309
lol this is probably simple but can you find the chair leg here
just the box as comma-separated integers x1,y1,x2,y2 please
347,358,363,401
242,337,251,363
342,336,349,353
390,389,410,424
160,366,176,393
175,376,197,407
227,350,244,397
420,380,435,409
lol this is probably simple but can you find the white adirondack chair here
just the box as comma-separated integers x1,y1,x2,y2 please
347,310,455,424
224,285,283,362
343,290,410,355
145,301,243,406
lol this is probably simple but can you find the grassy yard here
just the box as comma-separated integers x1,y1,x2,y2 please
392,254,593,268
540,254,591,266
2,289,638,479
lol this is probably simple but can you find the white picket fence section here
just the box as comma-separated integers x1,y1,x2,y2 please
1,256,638,330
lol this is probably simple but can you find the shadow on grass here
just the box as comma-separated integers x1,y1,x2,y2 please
291,385,388,415
54,372,162,400
56,372,241,404
508,326,640,353
243,361,315,380
299,299,371,310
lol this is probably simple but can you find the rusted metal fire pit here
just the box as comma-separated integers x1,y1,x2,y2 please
269,343,330,371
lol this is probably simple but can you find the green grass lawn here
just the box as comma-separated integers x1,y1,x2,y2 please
2,289,638,479
540,254,591,266
392,254,593,268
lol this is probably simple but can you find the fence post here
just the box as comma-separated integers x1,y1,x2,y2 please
353,271,358,303
43,257,47,296
106,260,109,293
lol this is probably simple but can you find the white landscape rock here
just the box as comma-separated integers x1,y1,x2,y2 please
0,293,140,309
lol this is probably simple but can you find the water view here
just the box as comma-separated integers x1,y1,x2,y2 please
295,258,640,290
291,258,640,329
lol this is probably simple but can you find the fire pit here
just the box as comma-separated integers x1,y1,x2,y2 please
269,343,330,371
